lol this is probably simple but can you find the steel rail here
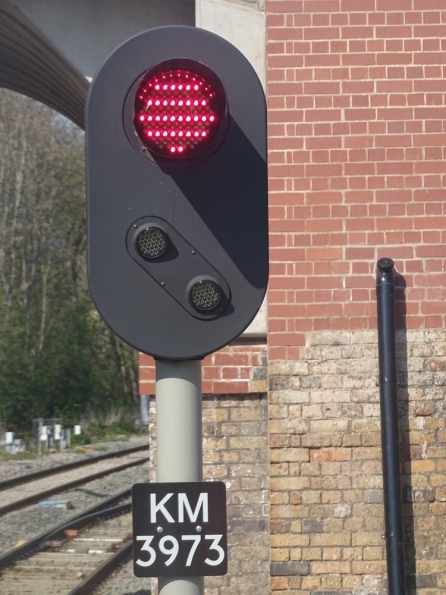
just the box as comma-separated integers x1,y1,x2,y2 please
0,488,131,570
0,455,149,516
0,443,148,491
68,540,133,595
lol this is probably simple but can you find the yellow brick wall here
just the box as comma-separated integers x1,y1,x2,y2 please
269,330,446,594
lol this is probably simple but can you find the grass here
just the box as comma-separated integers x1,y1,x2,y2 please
69,406,141,447
0,450,37,461
0,405,145,456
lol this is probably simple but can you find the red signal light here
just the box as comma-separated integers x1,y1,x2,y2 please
134,63,226,159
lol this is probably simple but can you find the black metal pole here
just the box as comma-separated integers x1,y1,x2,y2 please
376,257,407,595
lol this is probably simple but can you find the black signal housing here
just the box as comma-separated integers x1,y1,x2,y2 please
86,26,268,360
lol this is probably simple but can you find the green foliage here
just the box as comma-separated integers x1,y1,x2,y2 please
0,450,37,462
72,425,134,445
70,406,140,445
70,433,91,447
0,90,138,431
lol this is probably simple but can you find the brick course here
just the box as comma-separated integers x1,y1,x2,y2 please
266,2,446,592
269,330,446,595
148,394,270,594
267,0,446,360
139,343,267,396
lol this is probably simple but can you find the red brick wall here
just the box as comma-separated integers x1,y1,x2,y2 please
267,0,446,362
139,343,267,395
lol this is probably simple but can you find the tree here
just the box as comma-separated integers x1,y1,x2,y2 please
0,89,138,431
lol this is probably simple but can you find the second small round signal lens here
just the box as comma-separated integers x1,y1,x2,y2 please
189,279,222,311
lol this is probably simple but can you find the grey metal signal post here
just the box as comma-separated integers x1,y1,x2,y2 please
156,359,203,595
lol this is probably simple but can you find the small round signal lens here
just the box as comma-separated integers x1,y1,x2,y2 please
134,61,226,159
189,279,222,311
137,226,168,259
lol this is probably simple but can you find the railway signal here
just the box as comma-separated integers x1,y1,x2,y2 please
85,25,268,360
86,26,268,594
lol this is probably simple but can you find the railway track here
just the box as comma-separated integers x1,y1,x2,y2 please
0,445,149,516
0,491,137,594
0,443,148,491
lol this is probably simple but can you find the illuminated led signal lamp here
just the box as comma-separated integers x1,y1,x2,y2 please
134,66,225,158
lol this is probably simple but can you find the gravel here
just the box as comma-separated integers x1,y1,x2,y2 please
0,435,156,593
0,435,149,481
0,436,150,554
93,560,152,595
